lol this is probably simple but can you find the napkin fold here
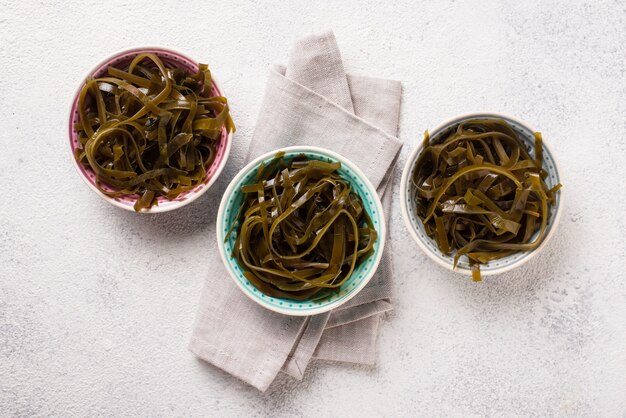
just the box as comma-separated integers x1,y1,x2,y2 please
190,31,402,391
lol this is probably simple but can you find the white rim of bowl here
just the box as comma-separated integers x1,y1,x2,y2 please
399,111,564,276
67,45,233,213
216,145,387,316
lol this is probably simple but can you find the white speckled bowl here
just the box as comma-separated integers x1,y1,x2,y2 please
400,112,563,276
68,46,233,213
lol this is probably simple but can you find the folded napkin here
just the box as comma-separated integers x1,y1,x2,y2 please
190,31,402,391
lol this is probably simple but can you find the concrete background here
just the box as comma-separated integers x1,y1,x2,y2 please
1,0,625,416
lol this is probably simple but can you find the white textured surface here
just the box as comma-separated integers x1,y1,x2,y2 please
1,0,625,416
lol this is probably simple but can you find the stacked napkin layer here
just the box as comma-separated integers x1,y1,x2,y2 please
190,31,402,391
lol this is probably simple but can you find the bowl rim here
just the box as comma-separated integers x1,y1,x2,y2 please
399,111,564,276
216,145,387,316
67,45,233,213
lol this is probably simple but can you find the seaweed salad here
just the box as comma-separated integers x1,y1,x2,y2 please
412,119,561,281
74,53,235,211
228,152,378,300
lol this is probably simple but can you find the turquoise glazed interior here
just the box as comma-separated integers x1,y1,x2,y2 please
219,149,384,313
405,115,562,274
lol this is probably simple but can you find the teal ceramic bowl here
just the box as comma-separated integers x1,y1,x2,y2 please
400,112,563,276
216,146,386,316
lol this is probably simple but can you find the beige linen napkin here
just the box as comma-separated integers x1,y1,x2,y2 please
190,31,402,391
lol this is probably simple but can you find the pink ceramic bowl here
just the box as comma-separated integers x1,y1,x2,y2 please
68,47,233,213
